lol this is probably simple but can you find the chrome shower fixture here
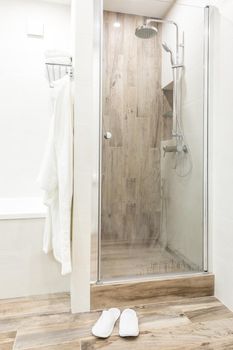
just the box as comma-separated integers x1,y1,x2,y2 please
135,18,184,69
162,41,172,53
135,23,158,39
163,144,188,157
161,42,183,69
162,42,175,66
135,17,187,161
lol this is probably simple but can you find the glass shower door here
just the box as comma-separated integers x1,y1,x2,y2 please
99,5,208,281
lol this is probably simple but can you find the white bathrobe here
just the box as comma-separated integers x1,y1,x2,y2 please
38,75,73,275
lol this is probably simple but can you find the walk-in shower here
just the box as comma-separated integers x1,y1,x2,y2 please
96,5,209,283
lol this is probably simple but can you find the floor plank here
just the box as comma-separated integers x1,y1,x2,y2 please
0,342,15,350
21,341,81,350
0,293,231,350
0,331,16,350
0,293,70,320
185,304,233,323
13,303,189,349
81,318,233,350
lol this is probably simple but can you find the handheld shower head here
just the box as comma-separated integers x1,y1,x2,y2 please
162,41,175,65
162,42,172,53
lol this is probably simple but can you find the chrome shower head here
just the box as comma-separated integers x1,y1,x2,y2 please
135,24,158,39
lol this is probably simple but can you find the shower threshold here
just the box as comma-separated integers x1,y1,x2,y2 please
91,273,214,310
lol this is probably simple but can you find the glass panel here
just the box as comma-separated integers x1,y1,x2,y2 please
100,4,207,281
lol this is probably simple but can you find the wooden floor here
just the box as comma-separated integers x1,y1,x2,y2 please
1,293,233,349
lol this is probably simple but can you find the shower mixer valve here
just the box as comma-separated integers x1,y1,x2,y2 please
163,144,188,157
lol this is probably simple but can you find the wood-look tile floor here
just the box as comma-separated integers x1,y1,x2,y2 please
100,242,199,280
1,293,233,349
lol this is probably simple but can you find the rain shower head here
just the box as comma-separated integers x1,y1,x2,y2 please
135,24,158,39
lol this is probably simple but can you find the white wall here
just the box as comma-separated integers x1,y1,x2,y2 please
0,218,69,299
0,0,71,298
0,0,71,199
210,2,233,311
214,0,233,20
70,0,95,313
160,1,206,268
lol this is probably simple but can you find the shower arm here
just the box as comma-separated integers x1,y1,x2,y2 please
146,18,182,66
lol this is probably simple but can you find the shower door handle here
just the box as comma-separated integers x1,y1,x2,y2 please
104,131,112,140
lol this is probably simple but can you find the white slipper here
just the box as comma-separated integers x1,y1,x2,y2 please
119,309,139,337
92,308,120,338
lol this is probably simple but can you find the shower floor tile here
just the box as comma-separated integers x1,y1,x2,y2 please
100,241,199,280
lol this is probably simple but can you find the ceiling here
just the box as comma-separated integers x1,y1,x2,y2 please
103,0,176,18
36,0,176,17
38,0,71,5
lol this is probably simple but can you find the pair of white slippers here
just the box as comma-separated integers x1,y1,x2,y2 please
92,308,139,338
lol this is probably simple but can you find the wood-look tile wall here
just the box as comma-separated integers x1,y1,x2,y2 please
101,11,163,243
